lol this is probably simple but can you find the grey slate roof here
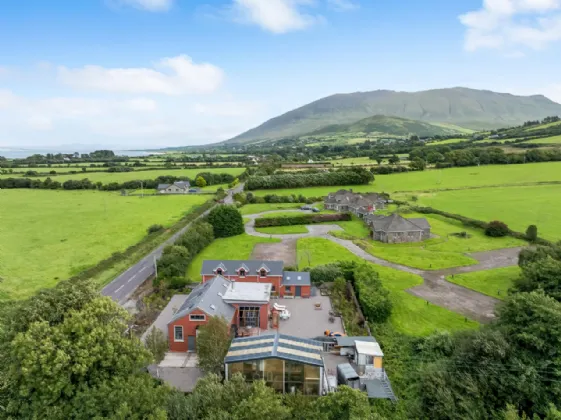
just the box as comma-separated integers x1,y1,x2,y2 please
174,181,190,190
335,336,377,347
168,275,236,324
409,218,431,230
368,213,429,233
282,271,311,286
225,333,324,367
201,260,284,276
157,183,170,190
337,363,360,381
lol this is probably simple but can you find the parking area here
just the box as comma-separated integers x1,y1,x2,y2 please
274,291,344,339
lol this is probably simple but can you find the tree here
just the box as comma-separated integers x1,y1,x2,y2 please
196,176,207,188
145,326,168,363
315,386,373,420
388,155,400,165
208,205,244,238
526,224,538,242
485,220,510,237
196,316,232,374
513,257,561,301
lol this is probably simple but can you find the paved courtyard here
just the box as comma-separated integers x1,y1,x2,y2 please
275,290,344,339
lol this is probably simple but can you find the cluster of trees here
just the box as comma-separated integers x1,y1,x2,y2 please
245,167,374,190
233,191,323,206
207,205,245,238
254,213,351,228
515,242,561,301
0,172,238,191
156,220,215,286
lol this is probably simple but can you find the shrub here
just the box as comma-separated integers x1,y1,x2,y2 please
352,263,392,324
526,224,538,242
208,205,245,238
254,213,351,228
147,224,164,234
309,264,343,284
485,220,510,237
245,168,373,190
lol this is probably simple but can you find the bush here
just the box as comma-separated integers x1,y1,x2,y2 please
254,213,351,227
352,263,392,324
245,168,373,190
526,224,538,242
208,205,245,238
147,224,164,234
309,264,343,284
485,220,510,237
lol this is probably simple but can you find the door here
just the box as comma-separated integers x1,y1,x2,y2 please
187,336,196,352
295,286,301,297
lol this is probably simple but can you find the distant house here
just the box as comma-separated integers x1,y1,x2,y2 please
324,190,387,217
365,213,430,243
157,181,190,194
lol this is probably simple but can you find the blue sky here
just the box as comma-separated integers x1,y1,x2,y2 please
1,0,561,149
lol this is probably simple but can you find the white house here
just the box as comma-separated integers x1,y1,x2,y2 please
157,181,191,194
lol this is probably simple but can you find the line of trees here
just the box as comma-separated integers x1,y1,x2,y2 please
245,167,374,190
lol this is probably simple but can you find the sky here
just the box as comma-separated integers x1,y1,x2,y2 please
1,0,561,150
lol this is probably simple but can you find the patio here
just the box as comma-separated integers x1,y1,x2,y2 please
274,291,344,339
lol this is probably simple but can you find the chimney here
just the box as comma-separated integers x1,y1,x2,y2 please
231,279,235,290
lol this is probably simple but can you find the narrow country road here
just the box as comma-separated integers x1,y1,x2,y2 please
102,183,244,305
243,210,524,323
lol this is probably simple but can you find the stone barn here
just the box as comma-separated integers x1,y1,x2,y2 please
366,213,431,244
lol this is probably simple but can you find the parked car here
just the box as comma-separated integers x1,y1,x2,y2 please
311,207,320,213
300,205,312,210
188,188,199,193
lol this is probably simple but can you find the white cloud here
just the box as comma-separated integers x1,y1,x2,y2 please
58,55,224,95
232,0,321,33
117,0,174,12
193,100,262,117
327,0,359,11
459,0,561,51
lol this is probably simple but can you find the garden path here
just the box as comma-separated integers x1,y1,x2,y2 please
243,210,525,323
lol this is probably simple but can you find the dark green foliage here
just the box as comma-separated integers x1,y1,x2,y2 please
409,157,426,171
245,168,373,190
196,317,232,375
147,224,164,234
254,213,351,227
514,257,561,301
485,220,510,237
144,327,168,363
208,205,245,238
526,224,538,242
352,263,392,324
309,264,344,284
157,245,190,280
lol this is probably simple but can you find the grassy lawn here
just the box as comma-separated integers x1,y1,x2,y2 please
351,213,525,270
239,203,302,215
250,162,561,197
446,266,521,300
0,167,246,183
296,238,478,335
0,190,209,301
255,225,309,234
185,234,281,281
414,184,561,241
333,217,372,238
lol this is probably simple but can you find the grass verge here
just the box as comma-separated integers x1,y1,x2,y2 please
446,266,521,300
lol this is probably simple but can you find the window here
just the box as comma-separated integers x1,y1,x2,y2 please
216,268,223,275
285,286,292,294
260,269,267,277
174,326,184,342
239,306,260,327
189,314,206,321
239,269,246,277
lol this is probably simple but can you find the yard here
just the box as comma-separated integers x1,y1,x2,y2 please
0,189,209,301
446,266,521,300
185,234,281,281
354,213,525,270
413,184,561,241
296,237,479,335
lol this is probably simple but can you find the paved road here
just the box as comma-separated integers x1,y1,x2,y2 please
102,183,245,305
243,210,524,323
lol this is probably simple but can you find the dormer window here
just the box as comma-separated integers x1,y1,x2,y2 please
239,269,246,277
260,269,267,277
216,268,223,275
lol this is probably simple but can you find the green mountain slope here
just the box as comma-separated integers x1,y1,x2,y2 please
226,87,561,144
306,115,463,137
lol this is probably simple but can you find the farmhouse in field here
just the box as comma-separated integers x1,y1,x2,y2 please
166,260,312,352
366,213,431,243
157,181,191,194
324,189,387,218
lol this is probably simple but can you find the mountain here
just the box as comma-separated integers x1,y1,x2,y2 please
225,87,561,144
305,115,463,138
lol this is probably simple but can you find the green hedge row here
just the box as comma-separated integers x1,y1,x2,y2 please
254,213,351,227
245,168,373,190
71,195,220,284
411,205,551,246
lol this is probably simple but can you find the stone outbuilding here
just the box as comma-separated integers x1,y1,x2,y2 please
366,213,431,243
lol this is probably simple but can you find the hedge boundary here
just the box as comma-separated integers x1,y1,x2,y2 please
70,192,224,284
254,213,351,227
411,205,551,246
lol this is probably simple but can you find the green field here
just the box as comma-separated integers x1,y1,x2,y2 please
239,203,303,215
331,157,381,166
0,167,246,183
446,266,521,300
250,162,561,197
185,234,281,280
0,190,209,300
427,138,467,145
296,238,478,335
414,184,561,241
526,135,561,144
354,213,525,270
255,225,309,234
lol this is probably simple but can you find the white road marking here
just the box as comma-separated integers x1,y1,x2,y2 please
127,273,138,283
139,266,149,272
115,285,125,293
